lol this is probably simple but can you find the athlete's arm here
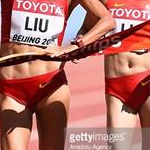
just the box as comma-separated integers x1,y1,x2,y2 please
48,0,115,58
76,0,116,45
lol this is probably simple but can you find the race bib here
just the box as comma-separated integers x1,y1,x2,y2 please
107,0,150,49
10,0,65,46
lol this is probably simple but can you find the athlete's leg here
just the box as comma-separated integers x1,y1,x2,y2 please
139,96,150,150
35,83,70,150
106,94,137,150
1,95,33,150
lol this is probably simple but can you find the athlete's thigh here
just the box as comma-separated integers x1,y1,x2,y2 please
106,94,137,150
1,95,33,150
106,94,137,127
139,96,150,126
138,96,150,150
35,84,70,150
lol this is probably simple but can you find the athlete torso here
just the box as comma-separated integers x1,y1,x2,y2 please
1,0,71,79
104,0,150,78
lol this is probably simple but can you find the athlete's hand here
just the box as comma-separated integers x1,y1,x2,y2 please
60,45,80,64
44,44,80,63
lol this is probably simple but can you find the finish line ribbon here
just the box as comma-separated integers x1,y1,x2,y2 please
0,20,150,67
49,19,150,60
